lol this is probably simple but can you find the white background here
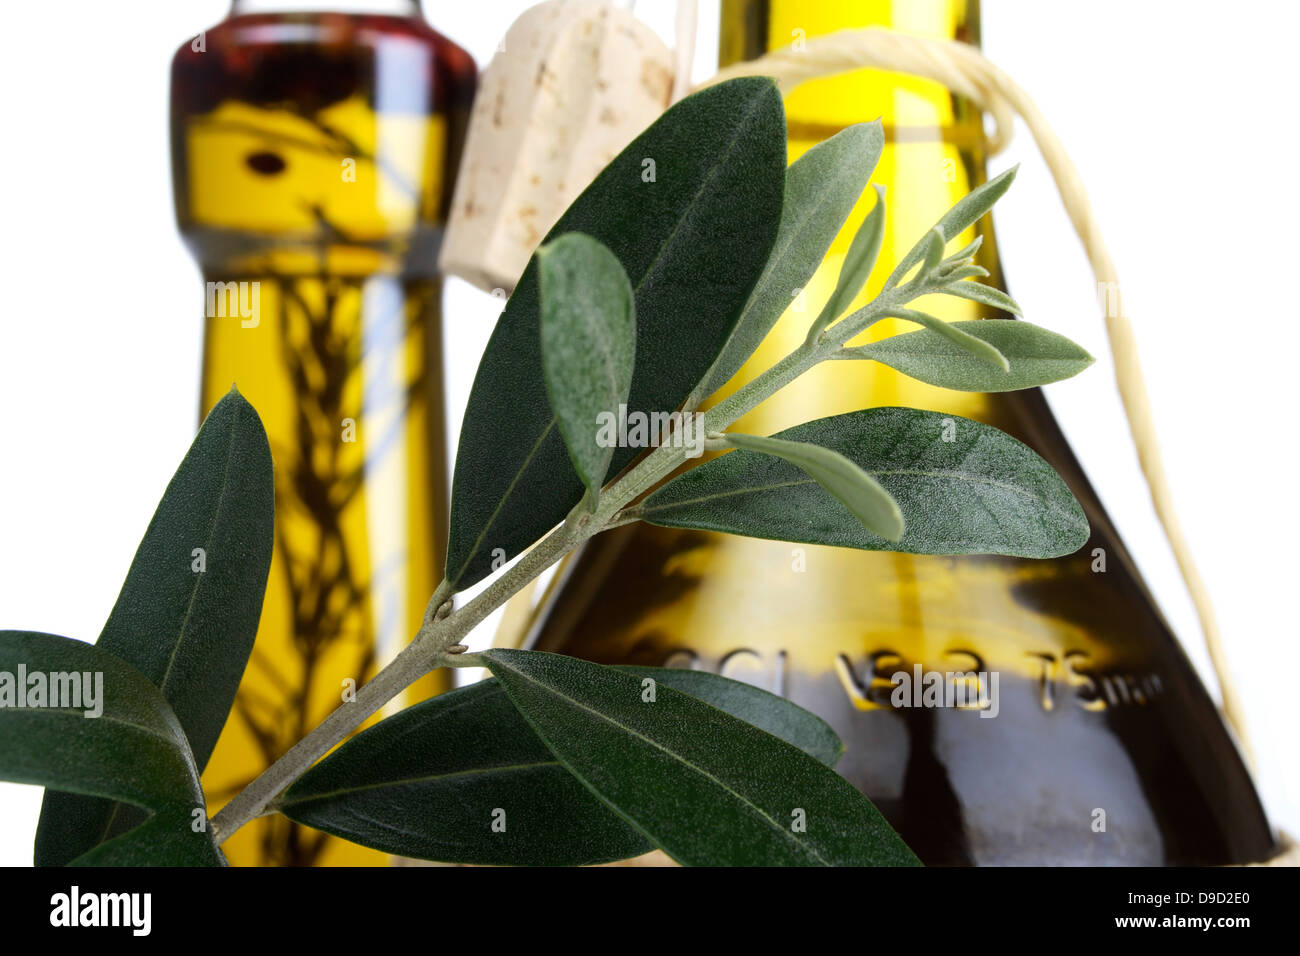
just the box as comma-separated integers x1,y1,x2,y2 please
1,1,1295,865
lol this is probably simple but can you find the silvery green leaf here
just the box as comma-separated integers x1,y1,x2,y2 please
804,184,887,345
884,165,1017,290
724,432,904,541
839,320,1093,392
943,265,990,281
942,234,983,267
918,227,945,280
879,308,1008,371
538,233,636,505
940,280,1023,316
695,122,884,402
641,408,1089,559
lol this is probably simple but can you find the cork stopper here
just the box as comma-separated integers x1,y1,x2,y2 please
439,0,673,294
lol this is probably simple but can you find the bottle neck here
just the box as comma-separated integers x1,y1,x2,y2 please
713,0,1002,435
721,0,982,141
230,0,419,14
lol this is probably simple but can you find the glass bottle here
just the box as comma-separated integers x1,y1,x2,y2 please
170,0,475,866
525,0,1275,864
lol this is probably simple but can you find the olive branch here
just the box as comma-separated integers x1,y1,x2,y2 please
6,79,1093,867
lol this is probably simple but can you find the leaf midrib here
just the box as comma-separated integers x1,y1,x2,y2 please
280,758,567,807
860,342,1084,365
448,417,559,586
157,402,242,700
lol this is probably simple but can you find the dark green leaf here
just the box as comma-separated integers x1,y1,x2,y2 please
884,166,1017,289
445,78,787,591
280,680,651,866
641,407,1088,558
99,386,273,765
279,667,842,864
36,386,273,866
696,122,883,402
36,793,146,868
842,319,1094,392
67,810,225,867
0,631,218,866
482,649,919,866
538,233,636,504
724,432,904,541
614,666,843,768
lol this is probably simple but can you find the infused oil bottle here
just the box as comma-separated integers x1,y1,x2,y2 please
527,0,1275,864
170,0,474,866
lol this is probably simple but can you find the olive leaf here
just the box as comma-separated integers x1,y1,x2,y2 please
941,264,991,282
805,184,887,344
884,165,1017,290
723,432,904,541
940,279,1022,315
696,122,884,400
879,308,1010,371
279,679,651,866
1,631,221,867
616,666,842,767
939,234,984,271
278,667,842,865
538,232,636,505
839,319,1094,392
35,386,273,867
641,407,1088,559
445,77,786,592
64,808,225,867
482,649,918,866
919,227,946,278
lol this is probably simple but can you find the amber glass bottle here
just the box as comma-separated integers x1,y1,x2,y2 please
526,0,1275,864
171,0,474,866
